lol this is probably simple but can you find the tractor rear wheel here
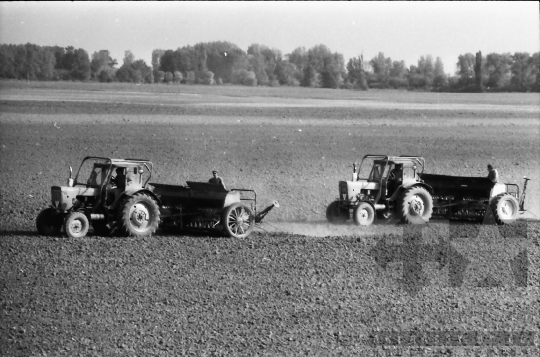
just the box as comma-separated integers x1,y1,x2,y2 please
399,186,433,224
64,211,90,238
353,202,375,226
222,203,255,238
36,208,63,236
118,193,160,238
326,201,349,224
490,193,519,225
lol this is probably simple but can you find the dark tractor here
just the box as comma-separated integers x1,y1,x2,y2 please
326,155,530,226
36,156,278,239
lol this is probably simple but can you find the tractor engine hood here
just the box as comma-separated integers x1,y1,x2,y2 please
339,180,380,201
51,186,99,211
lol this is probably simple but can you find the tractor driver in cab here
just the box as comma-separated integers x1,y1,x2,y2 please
110,167,135,202
387,164,403,194
111,168,126,190
209,170,226,190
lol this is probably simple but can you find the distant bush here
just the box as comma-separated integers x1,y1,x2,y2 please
368,82,389,89
185,71,196,84
243,77,257,86
164,72,173,84
98,70,114,83
173,71,183,84
155,71,165,83
231,69,257,86
388,77,408,89
196,70,214,85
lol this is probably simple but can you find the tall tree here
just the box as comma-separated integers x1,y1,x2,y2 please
475,51,483,91
456,53,476,87
432,57,447,89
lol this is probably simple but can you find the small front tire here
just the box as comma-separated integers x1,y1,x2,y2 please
64,211,90,238
353,202,375,226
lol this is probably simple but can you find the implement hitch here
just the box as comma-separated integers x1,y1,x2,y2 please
255,201,280,223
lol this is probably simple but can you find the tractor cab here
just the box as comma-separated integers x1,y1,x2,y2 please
49,157,154,214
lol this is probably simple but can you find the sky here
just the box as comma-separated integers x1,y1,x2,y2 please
1,2,538,75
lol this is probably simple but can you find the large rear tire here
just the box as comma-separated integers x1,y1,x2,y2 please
353,202,375,226
326,201,349,224
490,193,519,225
64,211,90,238
118,193,160,238
222,202,255,238
36,208,62,236
399,186,433,224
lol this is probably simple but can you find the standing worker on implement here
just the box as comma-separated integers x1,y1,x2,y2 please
209,170,227,190
487,164,499,183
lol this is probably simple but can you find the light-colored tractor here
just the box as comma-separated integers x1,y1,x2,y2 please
327,155,530,226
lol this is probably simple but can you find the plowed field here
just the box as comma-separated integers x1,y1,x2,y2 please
1,81,539,356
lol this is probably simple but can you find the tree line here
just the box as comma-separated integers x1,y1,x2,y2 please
0,42,538,92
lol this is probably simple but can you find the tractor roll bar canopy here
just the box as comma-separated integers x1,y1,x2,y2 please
74,156,154,188
358,155,425,173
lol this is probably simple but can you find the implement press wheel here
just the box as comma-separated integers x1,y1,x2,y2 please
222,202,255,238
490,193,519,225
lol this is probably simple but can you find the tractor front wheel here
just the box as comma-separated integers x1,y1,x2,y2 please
36,208,63,236
64,211,90,238
222,203,255,238
118,193,160,238
326,201,349,224
353,202,375,226
490,193,519,225
399,186,433,224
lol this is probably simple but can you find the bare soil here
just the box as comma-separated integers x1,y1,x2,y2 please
1,82,539,355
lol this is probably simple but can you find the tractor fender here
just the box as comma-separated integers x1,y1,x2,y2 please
388,182,434,201
108,188,163,210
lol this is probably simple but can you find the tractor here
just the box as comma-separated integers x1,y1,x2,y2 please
36,156,278,239
326,155,530,226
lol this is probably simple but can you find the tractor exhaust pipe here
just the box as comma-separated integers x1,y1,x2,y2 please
67,166,74,187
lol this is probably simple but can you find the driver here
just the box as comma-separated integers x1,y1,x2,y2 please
388,164,403,193
389,164,403,183
109,168,127,203
111,168,126,190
